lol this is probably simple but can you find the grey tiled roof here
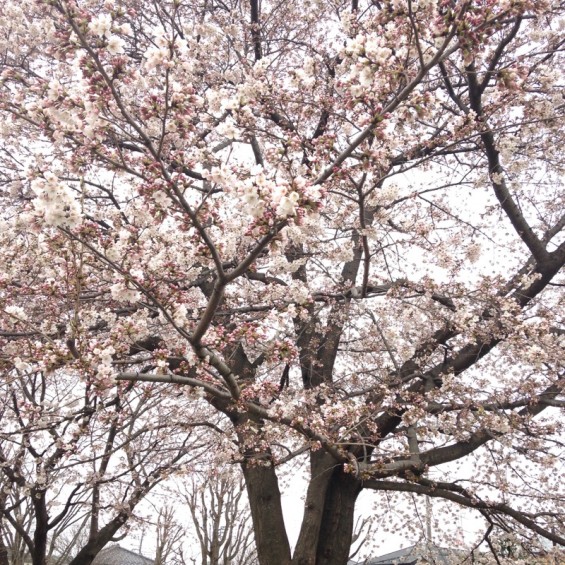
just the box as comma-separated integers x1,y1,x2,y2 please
92,545,154,565
352,544,459,565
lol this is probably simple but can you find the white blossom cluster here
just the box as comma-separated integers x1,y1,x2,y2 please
31,173,81,228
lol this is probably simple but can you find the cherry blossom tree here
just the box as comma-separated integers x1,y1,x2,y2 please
0,368,211,565
1,1,564,564
0,474,88,565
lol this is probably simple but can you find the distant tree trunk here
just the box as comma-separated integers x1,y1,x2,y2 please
181,468,257,565
153,507,183,565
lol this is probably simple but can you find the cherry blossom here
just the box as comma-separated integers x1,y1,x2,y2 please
0,1,564,565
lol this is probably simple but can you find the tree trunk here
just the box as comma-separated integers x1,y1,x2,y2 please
315,468,361,565
242,462,291,565
292,452,335,565
68,513,127,565
31,492,48,565
0,495,10,565
245,450,361,565
0,539,8,565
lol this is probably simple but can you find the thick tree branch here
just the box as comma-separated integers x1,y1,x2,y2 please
364,478,565,547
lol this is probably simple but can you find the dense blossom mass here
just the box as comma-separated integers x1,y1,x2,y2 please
0,1,564,564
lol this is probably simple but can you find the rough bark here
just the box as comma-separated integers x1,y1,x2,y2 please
242,462,291,565
315,468,361,565
293,452,335,564
31,493,48,565
0,494,11,565
0,539,8,565
67,513,128,565
245,449,361,565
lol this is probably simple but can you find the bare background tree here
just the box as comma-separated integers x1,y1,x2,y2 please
181,473,256,565
153,506,184,565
